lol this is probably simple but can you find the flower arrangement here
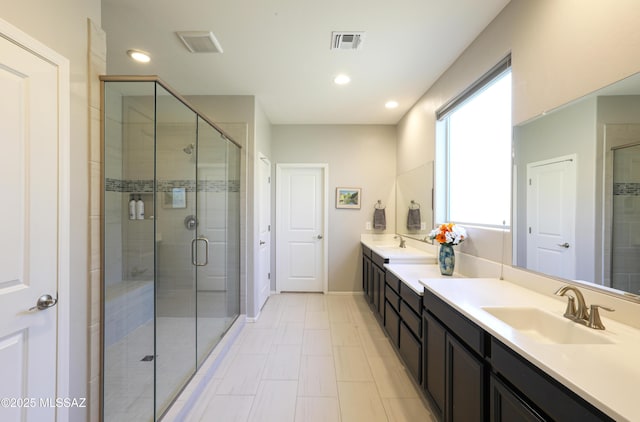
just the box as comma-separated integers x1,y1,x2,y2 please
428,223,467,246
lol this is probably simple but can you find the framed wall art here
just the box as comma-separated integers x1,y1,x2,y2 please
336,187,361,209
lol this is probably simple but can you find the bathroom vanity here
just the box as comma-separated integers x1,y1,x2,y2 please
361,236,639,422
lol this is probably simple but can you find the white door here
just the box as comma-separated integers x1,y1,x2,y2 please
526,155,576,279
276,164,328,292
257,154,271,309
0,19,70,422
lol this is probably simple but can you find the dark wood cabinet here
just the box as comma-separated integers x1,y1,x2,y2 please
423,312,445,418
423,288,487,422
490,338,614,422
384,299,400,347
399,320,422,384
446,334,484,422
371,261,385,320
361,245,386,322
490,374,544,422
362,245,613,422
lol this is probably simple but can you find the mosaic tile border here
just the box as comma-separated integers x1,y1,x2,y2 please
614,182,640,196
106,178,240,193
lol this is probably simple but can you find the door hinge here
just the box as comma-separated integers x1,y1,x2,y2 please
268,176,271,183
529,178,532,186
268,225,271,232
268,272,271,280
528,227,532,234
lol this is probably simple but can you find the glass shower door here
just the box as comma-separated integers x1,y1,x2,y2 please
154,86,197,415
195,118,236,365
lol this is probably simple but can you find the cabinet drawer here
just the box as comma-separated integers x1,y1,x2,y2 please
399,282,422,314
399,321,422,384
385,271,401,294
372,251,388,269
385,284,400,312
490,338,614,422
384,300,400,347
423,289,485,356
400,301,421,338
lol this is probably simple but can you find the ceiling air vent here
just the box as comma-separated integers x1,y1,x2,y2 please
331,32,365,50
176,31,223,53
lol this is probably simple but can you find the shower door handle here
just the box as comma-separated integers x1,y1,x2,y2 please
191,236,210,266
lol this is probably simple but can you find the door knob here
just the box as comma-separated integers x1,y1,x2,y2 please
317,234,323,240
259,240,266,245
29,294,58,311
557,242,570,248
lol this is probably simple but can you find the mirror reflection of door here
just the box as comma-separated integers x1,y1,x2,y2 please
526,155,576,279
611,143,640,294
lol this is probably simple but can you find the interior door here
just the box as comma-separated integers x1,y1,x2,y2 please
0,21,68,421
276,164,327,292
257,154,271,310
526,156,576,279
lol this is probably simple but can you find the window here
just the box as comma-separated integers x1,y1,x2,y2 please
436,58,512,227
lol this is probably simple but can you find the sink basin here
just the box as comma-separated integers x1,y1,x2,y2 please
482,306,614,345
372,245,437,264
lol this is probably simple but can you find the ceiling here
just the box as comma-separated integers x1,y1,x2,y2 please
102,0,510,125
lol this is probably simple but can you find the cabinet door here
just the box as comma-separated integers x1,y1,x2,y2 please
399,321,422,384
366,259,374,304
423,313,446,418
447,334,484,422
371,264,385,318
376,266,385,318
384,300,400,347
362,253,369,293
372,264,380,313
490,374,544,422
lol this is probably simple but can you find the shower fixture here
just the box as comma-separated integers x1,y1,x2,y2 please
183,143,195,154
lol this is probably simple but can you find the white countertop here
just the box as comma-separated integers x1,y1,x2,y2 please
384,264,459,295
419,277,640,422
361,236,437,264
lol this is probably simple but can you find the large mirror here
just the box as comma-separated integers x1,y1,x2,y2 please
396,162,434,241
513,72,640,300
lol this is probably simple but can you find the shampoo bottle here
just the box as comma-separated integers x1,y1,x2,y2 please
128,195,136,220
136,195,145,220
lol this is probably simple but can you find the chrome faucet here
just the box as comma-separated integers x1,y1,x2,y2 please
554,285,615,329
397,235,406,248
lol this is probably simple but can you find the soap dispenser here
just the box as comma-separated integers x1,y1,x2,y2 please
136,195,145,220
128,195,136,220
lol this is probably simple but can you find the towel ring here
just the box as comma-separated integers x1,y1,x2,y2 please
375,200,385,209
410,200,421,210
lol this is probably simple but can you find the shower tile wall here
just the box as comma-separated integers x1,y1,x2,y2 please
104,88,123,287
104,93,156,346
611,124,640,294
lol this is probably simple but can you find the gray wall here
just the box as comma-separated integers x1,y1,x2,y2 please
272,125,396,292
514,98,597,282
397,0,640,268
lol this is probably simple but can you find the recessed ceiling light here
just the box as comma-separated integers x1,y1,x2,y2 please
127,49,151,63
385,100,399,109
334,74,351,85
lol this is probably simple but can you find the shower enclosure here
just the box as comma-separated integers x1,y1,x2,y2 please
101,77,241,421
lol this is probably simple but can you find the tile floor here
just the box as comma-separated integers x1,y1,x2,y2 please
182,293,437,422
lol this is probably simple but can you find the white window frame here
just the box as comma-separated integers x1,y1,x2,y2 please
435,56,512,229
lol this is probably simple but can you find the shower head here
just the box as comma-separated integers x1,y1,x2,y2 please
183,143,195,155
